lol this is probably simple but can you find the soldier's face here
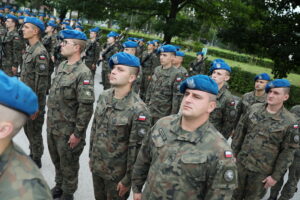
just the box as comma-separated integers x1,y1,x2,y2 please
45,26,52,33
109,65,136,87
107,37,115,44
160,52,174,66
211,69,230,86
255,79,268,91
90,32,96,39
22,23,38,39
181,89,216,119
267,88,289,106
124,48,136,55
147,44,154,51
173,56,183,66
5,19,15,28
197,55,203,60
60,39,78,57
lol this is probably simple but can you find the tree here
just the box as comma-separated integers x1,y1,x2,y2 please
218,0,300,78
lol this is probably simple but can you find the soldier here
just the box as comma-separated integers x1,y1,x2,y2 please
74,25,83,32
235,73,271,127
136,38,145,58
189,52,206,75
89,52,151,200
139,41,159,101
0,70,52,200
0,14,6,38
42,21,57,94
173,51,189,76
231,79,300,200
145,44,184,124
268,105,300,200
99,31,119,89
132,74,238,200
20,17,49,168
84,27,101,77
1,14,23,76
209,59,237,139
47,29,94,200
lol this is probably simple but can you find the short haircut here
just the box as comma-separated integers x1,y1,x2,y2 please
73,39,86,53
282,87,290,94
208,93,217,102
0,105,28,137
128,66,139,76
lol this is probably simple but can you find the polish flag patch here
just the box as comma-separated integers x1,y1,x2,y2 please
83,80,90,85
138,115,146,121
230,101,235,106
176,77,182,82
39,55,46,60
224,150,233,158
294,124,299,129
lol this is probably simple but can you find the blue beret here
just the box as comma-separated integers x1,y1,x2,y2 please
18,16,25,20
6,14,18,22
17,10,24,14
209,59,231,73
50,15,56,19
24,10,31,15
0,70,38,116
158,45,177,53
107,31,119,38
47,22,57,28
127,37,135,41
109,52,140,69
71,18,76,21
65,18,70,22
254,73,271,81
138,38,144,42
0,8,4,11
122,41,138,48
4,6,12,9
174,45,181,50
62,21,69,25
197,52,204,56
0,14,4,18
32,14,37,17
65,25,73,30
180,75,218,95
24,17,45,32
10,8,16,12
176,51,185,57
89,27,100,33
153,39,160,43
75,25,83,30
265,79,291,93
59,29,87,41
38,13,45,17
147,41,155,45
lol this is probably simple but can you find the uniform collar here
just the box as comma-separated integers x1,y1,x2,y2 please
170,115,211,144
253,91,267,102
217,84,227,99
262,103,286,121
0,143,13,176
107,88,134,111
27,40,42,54
62,60,83,74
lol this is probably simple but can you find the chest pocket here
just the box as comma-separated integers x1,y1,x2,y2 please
181,153,207,182
61,79,76,100
112,117,129,142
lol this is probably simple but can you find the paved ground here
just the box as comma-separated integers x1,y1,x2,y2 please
13,66,300,200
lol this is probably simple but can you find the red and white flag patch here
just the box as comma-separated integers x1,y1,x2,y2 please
224,150,233,158
176,77,182,82
83,80,90,85
230,101,235,106
294,124,299,129
138,115,146,121
39,55,46,60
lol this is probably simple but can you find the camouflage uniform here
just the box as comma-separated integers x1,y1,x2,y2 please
235,91,267,127
47,60,94,195
209,84,237,139
231,103,299,200
132,115,238,200
20,41,49,165
0,24,6,68
145,66,184,124
42,34,57,92
89,88,151,200
53,36,66,74
139,50,159,101
269,105,300,200
84,38,101,77
0,143,52,200
101,43,119,89
136,44,145,59
1,29,23,76
189,58,206,75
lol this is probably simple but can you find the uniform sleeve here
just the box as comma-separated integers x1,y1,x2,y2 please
121,108,152,187
235,97,243,129
171,73,184,114
74,71,95,139
231,112,249,155
50,36,57,57
12,34,23,68
222,98,237,139
205,153,237,200
145,77,153,104
131,127,154,193
271,123,300,181
22,178,53,200
93,42,101,64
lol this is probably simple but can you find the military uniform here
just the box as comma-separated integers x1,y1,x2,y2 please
101,43,119,89
139,50,159,100
89,88,151,200
20,41,49,166
0,143,52,200
1,29,23,76
232,103,299,200
132,114,237,200
84,38,101,76
269,105,300,200
53,36,66,74
235,91,267,127
145,66,184,124
209,84,236,139
189,58,206,75
47,60,94,195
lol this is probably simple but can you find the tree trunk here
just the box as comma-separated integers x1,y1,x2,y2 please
163,0,180,44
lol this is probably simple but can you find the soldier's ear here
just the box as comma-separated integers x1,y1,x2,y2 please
0,122,14,139
208,101,216,114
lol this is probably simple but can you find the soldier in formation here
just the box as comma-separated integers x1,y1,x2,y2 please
132,74,238,200
85,27,101,77
189,51,206,75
